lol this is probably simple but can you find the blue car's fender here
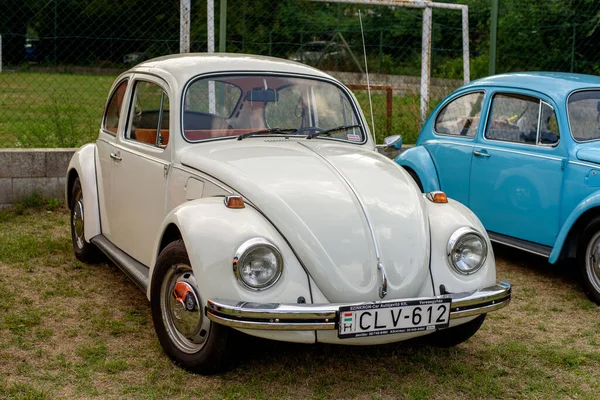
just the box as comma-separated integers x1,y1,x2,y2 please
394,146,441,193
549,191,600,264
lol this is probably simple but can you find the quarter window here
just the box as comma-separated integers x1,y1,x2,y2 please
103,80,128,135
434,92,484,137
128,81,170,147
486,93,559,145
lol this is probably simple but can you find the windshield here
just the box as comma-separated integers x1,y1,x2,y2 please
182,75,365,143
568,90,600,142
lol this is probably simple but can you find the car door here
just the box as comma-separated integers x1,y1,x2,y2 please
96,78,130,243
469,90,565,247
106,75,172,266
422,91,485,205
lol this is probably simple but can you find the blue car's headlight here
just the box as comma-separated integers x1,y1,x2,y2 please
233,238,283,290
447,227,488,275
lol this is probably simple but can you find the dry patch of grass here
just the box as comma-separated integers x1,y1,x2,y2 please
1,207,599,399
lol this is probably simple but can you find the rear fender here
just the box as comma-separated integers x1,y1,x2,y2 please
394,146,440,193
66,144,101,242
549,192,600,263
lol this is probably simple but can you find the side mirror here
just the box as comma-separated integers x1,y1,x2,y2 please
383,134,403,150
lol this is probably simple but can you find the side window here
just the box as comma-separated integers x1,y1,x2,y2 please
486,94,540,144
434,92,484,137
128,81,170,147
539,102,560,145
103,80,128,135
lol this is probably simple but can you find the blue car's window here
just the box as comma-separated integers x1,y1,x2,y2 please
434,92,484,137
568,90,600,142
486,93,558,146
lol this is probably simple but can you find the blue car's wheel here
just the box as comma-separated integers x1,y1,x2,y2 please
579,219,600,305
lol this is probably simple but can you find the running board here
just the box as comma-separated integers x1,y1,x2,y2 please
91,235,149,292
487,231,552,258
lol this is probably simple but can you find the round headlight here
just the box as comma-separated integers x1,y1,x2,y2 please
233,238,283,290
447,227,488,275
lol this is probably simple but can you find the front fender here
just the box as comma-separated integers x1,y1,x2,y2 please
147,197,313,307
424,198,496,295
549,191,600,263
66,144,101,242
394,146,440,193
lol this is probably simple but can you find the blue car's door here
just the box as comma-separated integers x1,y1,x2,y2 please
469,91,566,246
423,91,486,205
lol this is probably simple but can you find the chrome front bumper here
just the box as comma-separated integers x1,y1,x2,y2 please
206,281,511,331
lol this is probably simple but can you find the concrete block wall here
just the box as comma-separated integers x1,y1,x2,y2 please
0,149,76,208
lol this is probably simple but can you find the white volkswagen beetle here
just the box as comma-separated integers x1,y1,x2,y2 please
66,53,511,374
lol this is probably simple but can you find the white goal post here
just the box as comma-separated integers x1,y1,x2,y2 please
311,0,470,124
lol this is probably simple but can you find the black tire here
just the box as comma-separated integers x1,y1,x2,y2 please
426,314,486,347
405,168,424,193
150,239,234,374
577,217,600,305
70,177,100,262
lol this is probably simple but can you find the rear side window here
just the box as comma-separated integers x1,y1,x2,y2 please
103,80,128,135
486,93,559,146
434,92,484,137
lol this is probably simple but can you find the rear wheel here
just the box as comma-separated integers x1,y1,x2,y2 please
578,218,600,304
70,177,100,262
426,314,486,347
150,239,233,374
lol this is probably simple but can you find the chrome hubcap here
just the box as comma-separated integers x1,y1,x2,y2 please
160,264,210,354
586,232,600,294
72,199,85,249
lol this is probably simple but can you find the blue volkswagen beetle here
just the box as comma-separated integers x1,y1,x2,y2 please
395,72,600,304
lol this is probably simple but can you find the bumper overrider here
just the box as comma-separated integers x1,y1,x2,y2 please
206,281,511,331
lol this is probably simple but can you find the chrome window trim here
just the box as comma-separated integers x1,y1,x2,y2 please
482,92,561,149
568,160,600,169
537,100,560,148
428,139,563,162
180,71,369,146
124,77,171,150
566,88,600,143
433,90,485,139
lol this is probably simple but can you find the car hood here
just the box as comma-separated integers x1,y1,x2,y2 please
180,139,430,302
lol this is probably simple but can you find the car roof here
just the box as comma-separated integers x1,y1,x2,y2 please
129,53,336,87
464,72,600,100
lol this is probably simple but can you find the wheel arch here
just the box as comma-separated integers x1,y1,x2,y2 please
551,205,600,263
394,146,441,193
65,144,101,242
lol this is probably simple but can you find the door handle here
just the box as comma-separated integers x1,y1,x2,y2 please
110,152,122,161
473,150,490,158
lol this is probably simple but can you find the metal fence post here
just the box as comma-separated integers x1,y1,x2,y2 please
571,24,576,73
208,0,215,53
462,6,470,84
420,5,432,125
180,0,191,53
219,0,227,52
0,35,2,73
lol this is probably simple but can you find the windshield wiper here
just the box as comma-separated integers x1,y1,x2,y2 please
306,124,362,139
237,128,297,140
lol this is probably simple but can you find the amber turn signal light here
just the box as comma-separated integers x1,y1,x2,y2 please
224,195,245,209
426,191,448,204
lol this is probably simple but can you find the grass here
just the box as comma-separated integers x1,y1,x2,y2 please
0,72,447,148
1,205,599,399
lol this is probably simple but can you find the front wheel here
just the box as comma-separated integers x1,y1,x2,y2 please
578,218,600,305
70,177,100,262
150,239,233,374
425,314,486,347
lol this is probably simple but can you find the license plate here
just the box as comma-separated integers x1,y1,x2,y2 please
338,297,451,339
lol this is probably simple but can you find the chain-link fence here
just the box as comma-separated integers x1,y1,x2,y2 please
0,0,599,148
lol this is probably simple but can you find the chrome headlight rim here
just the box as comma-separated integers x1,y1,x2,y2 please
233,238,283,291
447,227,488,275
